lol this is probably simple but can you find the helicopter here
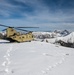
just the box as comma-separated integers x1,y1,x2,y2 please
0,24,38,43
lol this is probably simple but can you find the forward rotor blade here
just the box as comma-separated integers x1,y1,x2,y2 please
0,24,10,27
2,28,7,31
0,24,39,29
15,27,39,28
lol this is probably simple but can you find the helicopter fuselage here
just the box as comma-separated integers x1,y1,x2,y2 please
6,27,34,42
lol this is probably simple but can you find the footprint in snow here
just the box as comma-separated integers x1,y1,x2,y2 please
53,64,57,67
46,68,50,71
58,60,63,64
7,54,10,57
47,66,54,70
4,55,7,58
62,58,65,61
2,61,7,66
5,68,9,73
41,70,47,74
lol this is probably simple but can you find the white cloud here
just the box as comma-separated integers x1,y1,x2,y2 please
0,0,74,31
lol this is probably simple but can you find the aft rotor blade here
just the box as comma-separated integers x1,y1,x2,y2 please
15,28,31,32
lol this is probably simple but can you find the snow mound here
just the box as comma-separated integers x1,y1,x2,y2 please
57,32,74,43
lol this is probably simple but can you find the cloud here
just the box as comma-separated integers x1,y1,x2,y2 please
0,0,74,31
0,0,36,18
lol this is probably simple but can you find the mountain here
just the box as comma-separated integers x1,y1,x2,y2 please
54,30,70,36
33,31,61,39
54,32,74,48
57,32,74,43
33,31,74,48
60,30,70,36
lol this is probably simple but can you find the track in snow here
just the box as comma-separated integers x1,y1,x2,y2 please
41,52,69,75
2,44,13,74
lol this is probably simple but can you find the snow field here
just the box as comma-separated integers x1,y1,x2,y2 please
0,41,74,75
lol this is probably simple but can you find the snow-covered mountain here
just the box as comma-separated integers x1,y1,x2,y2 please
57,32,74,43
54,32,74,48
33,31,61,39
33,31,74,48
54,30,70,36
60,30,70,36
33,30,70,39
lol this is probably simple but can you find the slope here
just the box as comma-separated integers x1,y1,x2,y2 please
0,41,74,75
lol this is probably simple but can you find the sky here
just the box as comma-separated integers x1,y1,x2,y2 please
0,0,74,31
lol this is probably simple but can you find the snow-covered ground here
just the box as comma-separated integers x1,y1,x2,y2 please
57,32,74,43
0,40,74,75
33,32,74,45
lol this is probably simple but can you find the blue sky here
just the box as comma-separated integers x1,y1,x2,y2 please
0,0,74,31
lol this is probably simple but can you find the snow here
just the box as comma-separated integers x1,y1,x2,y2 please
33,31,61,38
0,40,9,43
33,32,74,44
56,32,74,43
0,40,74,75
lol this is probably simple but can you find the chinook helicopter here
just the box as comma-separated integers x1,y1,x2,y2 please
0,24,38,43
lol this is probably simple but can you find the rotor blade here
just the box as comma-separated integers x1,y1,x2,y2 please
15,27,39,28
0,24,39,29
14,28,31,32
0,24,10,27
2,28,7,31
0,24,17,28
